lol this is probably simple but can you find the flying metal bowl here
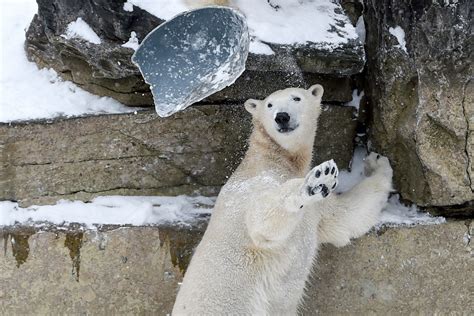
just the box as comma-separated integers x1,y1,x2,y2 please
132,6,249,117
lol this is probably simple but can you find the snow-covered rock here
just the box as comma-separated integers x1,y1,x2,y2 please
363,0,473,212
0,1,133,123
24,0,365,108
0,196,214,228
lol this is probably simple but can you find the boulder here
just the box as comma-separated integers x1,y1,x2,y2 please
301,220,473,314
24,0,364,107
313,105,358,167
363,0,473,211
0,104,356,207
0,220,471,314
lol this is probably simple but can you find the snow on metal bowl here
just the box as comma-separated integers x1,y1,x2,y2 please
132,6,249,117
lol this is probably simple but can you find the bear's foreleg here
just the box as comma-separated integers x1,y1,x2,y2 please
317,153,393,247
245,160,339,249
245,178,305,249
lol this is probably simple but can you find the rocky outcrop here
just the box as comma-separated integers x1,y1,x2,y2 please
301,220,473,314
25,0,159,106
0,104,356,207
17,0,363,207
1,221,471,314
24,0,364,107
363,0,473,211
19,0,473,216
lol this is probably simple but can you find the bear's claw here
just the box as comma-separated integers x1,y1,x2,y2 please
302,159,338,201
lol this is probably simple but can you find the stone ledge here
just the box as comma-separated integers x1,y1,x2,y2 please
0,105,357,207
0,220,471,314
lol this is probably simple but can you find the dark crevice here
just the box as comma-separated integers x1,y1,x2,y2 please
64,231,83,282
11,154,162,167
425,200,474,219
460,79,473,191
25,183,219,201
464,220,472,246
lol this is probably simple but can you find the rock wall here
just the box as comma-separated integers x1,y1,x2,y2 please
1,221,471,314
363,0,473,212
13,0,474,214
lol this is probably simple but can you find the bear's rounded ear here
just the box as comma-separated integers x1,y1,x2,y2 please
244,99,261,114
309,84,324,99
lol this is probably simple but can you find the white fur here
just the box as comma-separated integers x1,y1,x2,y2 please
172,85,393,315
184,0,230,8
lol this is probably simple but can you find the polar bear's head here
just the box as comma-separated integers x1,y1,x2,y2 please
244,84,324,153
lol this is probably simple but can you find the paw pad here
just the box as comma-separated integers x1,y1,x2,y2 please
302,160,339,201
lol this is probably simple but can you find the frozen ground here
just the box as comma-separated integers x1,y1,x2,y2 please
0,148,444,229
0,0,133,123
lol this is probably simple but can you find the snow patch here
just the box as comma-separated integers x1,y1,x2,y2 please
129,0,359,53
122,31,140,51
249,39,274,55
355,16,365,44
62,17,102,44
0,196,214,229
389,25,407,53
0,0,134,123
345,89,364,115
235,0,357,49
127,0,188,20
378,195,446,228
123,1,134,12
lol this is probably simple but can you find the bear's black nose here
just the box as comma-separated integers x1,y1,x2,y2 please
275,112,290,126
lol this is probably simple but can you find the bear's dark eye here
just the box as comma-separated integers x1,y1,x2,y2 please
267,103,273,108
293,96,301,102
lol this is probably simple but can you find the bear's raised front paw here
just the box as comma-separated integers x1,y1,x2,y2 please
364,152,393,178
301,160,338,201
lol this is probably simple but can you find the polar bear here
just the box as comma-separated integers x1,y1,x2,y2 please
172,85,393,315
184,0,230,9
